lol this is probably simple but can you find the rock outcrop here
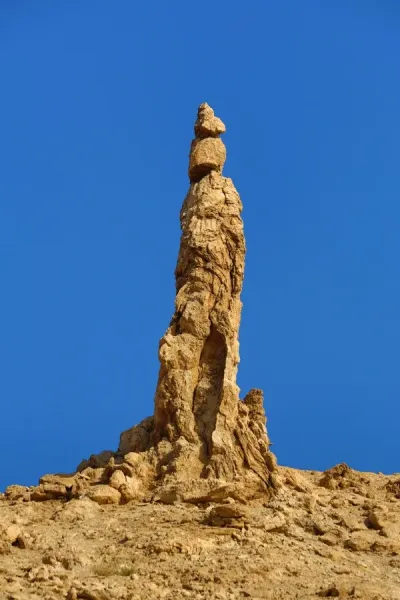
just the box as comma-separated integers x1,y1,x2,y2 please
119,102,277,494
6,103,277,505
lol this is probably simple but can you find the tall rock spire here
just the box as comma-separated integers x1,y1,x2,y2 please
23,103,277,505
147,103,276,489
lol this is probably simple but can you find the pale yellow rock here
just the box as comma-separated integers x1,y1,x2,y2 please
211,504,246,519
345,530,375,551
282,467,311,492
39,473,76,487
27,565,49,582
87,450,114,468
109,470,126,490
367,509,389,530
79,467,105,482
4,524,21,543
53,498,101,522
189,137,226,182
123,452,143,467
119,417,154,455
42,483,70,498
86,485,121,505
371,537,400,554
194,102,226,138
4,485,30,501
119,480,140,503
264,515,287,532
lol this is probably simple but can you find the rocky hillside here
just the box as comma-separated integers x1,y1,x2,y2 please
2,104,399,599
1,464,400,599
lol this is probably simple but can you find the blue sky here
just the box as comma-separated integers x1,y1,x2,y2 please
1,1,400,490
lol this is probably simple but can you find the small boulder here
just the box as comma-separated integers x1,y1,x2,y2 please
211,504,246,519
156,486,181,505
121,475,140,499
371,537,400,555
345,530,375,552
123,452,142,468
31,483,71,501
4,524,22,544
194,103,226,138
39,473,76,487
87,450,115,469
109,470,126,491
207,504,248,528
366,509,389,530
319,463,352,490
189,138,226,182
86,485,121,505
5,485,30,502
52,498,101,522
27,565,49,582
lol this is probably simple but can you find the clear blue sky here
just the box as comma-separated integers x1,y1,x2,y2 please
1,1,400,491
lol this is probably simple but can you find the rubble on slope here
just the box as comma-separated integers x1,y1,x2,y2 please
1,466,400,599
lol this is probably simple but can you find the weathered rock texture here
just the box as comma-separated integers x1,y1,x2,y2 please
119,102,277,493
9,103,276,505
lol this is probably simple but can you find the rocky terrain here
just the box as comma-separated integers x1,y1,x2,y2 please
1,104,399,599
1,464,400,599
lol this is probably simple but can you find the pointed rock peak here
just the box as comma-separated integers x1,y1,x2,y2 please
194,102,226,138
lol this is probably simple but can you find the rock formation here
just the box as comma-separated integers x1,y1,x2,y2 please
119,102,277,493
6,103,277,505
3,104,400,600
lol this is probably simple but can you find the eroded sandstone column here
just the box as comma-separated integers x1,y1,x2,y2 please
19,103,276,505
151,103,276,487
